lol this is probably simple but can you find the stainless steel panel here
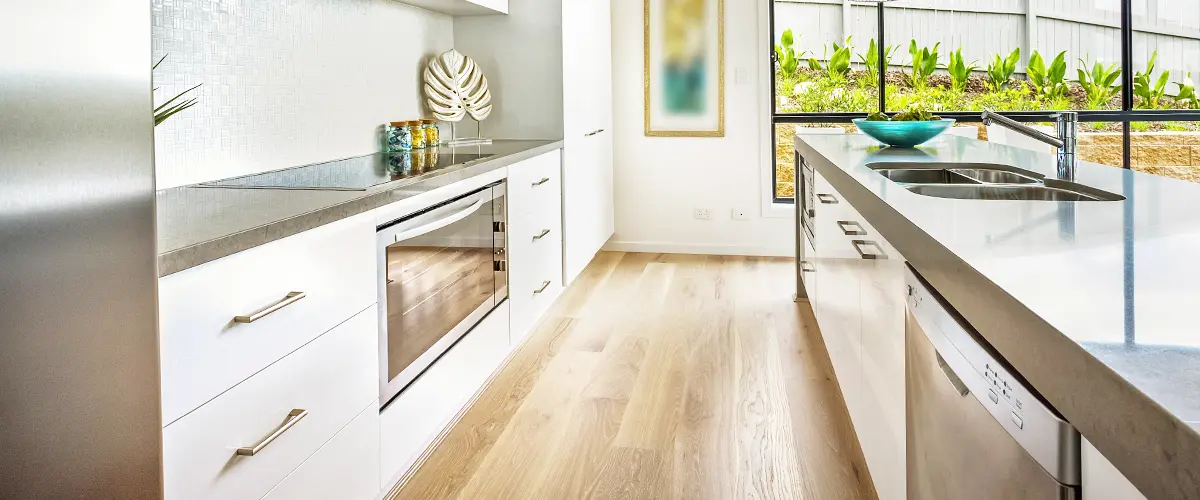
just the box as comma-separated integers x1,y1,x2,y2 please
0,2,161,499
907,315,1077,500
906,266,1080,500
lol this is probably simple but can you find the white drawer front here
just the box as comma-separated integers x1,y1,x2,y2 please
163,306,378,500
508,208,564,344
159,212,375,424
507,151,562,219
381,303,511,488
262,401,381,500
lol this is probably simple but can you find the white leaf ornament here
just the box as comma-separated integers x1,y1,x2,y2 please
423,49,493,122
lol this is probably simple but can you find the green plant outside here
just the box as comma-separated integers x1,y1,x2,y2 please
986,48,1021,91
774,31,1200,130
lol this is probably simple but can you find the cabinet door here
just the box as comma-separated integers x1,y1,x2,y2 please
857,249,906,500
813,255,862,424
563,0,612,137
562,132,614,283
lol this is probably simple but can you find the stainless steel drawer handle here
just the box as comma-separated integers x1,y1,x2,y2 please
534,280,552,294
233,292,306,323
532,177,551,187
851,240,887,260
837,220,867,236
584,128,605,137
236,409,308,456
533,229,551,241
817,193,838,204
800,261,816,273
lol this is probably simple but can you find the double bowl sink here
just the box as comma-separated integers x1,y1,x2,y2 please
869,162,1125,202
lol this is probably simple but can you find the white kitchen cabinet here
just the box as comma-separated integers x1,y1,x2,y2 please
163,306,378,500
158,212,376,426
395,0,507,16
808,168,905,500
261,401,381,500
507,151,566,344
1082,437,1148,500
562,130,614,283
509,203,564,343
561,0,615,283
380,302,512,488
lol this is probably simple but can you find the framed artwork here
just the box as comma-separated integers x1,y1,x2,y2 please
644,0,725,137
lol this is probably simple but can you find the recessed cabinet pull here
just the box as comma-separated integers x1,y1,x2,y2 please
233,292,306,323
817,193,839,204
534,280,552,294
532,177,551,187
533,229,551,241
236,409,308,456
800,261,816,272
851,240,887,260
584,129,605,137
837,220,867,236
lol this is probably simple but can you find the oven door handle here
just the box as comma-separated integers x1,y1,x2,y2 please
391,196,487,242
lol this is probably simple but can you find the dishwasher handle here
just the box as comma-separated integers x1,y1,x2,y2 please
936,351,971,398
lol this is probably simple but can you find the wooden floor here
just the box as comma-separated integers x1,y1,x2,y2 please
385,252,877,500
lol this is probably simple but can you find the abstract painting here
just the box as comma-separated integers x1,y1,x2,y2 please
644,0,724,137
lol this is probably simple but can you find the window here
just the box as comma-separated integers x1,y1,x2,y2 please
770,0,1200,202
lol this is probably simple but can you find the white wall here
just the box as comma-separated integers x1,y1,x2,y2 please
152,0,454,189
608,0,792,257
452,0,564,141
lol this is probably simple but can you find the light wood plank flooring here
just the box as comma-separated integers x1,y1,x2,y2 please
385,252,877,500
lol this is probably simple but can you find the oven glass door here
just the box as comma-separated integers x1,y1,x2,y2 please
377,182,506,405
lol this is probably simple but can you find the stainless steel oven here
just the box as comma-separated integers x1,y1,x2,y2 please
377,181,507,407
796,153,816,301
799,154,816,242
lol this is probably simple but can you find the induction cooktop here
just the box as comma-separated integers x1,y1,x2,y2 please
198,151,494,191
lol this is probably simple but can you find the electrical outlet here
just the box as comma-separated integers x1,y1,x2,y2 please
693,208,712,220
731,209,750,220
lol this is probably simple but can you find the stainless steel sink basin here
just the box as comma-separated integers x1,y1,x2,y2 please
867,161,1124,202
950,168,1040,184
875,168,982,184
903,182,1125,202
869,162,1041,185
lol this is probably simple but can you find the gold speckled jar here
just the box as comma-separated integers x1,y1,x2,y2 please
411,120,428,149
420,119,440,147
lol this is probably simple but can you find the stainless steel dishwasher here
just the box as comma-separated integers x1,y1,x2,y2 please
905,265,1081,499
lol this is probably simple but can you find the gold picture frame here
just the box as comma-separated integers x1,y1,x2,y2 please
643,0,725,137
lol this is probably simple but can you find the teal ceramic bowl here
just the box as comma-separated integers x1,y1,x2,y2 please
853,118,956,148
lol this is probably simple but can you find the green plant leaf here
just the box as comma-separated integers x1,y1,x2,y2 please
1027,51,1046,88
153,83,202,114
781,29,794,50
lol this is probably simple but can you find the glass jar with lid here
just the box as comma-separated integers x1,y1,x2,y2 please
420,119,440,147
411,120,428,149
385,121,413,152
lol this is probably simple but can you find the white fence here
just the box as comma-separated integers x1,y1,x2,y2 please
774,0,1200,79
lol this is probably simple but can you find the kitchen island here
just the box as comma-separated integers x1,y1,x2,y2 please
796,132,1200,499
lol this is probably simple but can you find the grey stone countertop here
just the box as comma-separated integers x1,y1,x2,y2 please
157,139,563,277
796,132,1200,499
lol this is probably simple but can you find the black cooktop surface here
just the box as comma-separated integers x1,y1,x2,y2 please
199,151,494,191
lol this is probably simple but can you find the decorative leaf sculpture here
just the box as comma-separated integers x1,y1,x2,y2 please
423,49,492,122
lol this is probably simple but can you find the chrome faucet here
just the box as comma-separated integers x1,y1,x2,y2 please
981,110,1078,180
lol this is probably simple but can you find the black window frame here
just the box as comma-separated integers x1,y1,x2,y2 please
769,0,1200,203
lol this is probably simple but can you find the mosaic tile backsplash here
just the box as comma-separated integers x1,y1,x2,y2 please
152,0,453,189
